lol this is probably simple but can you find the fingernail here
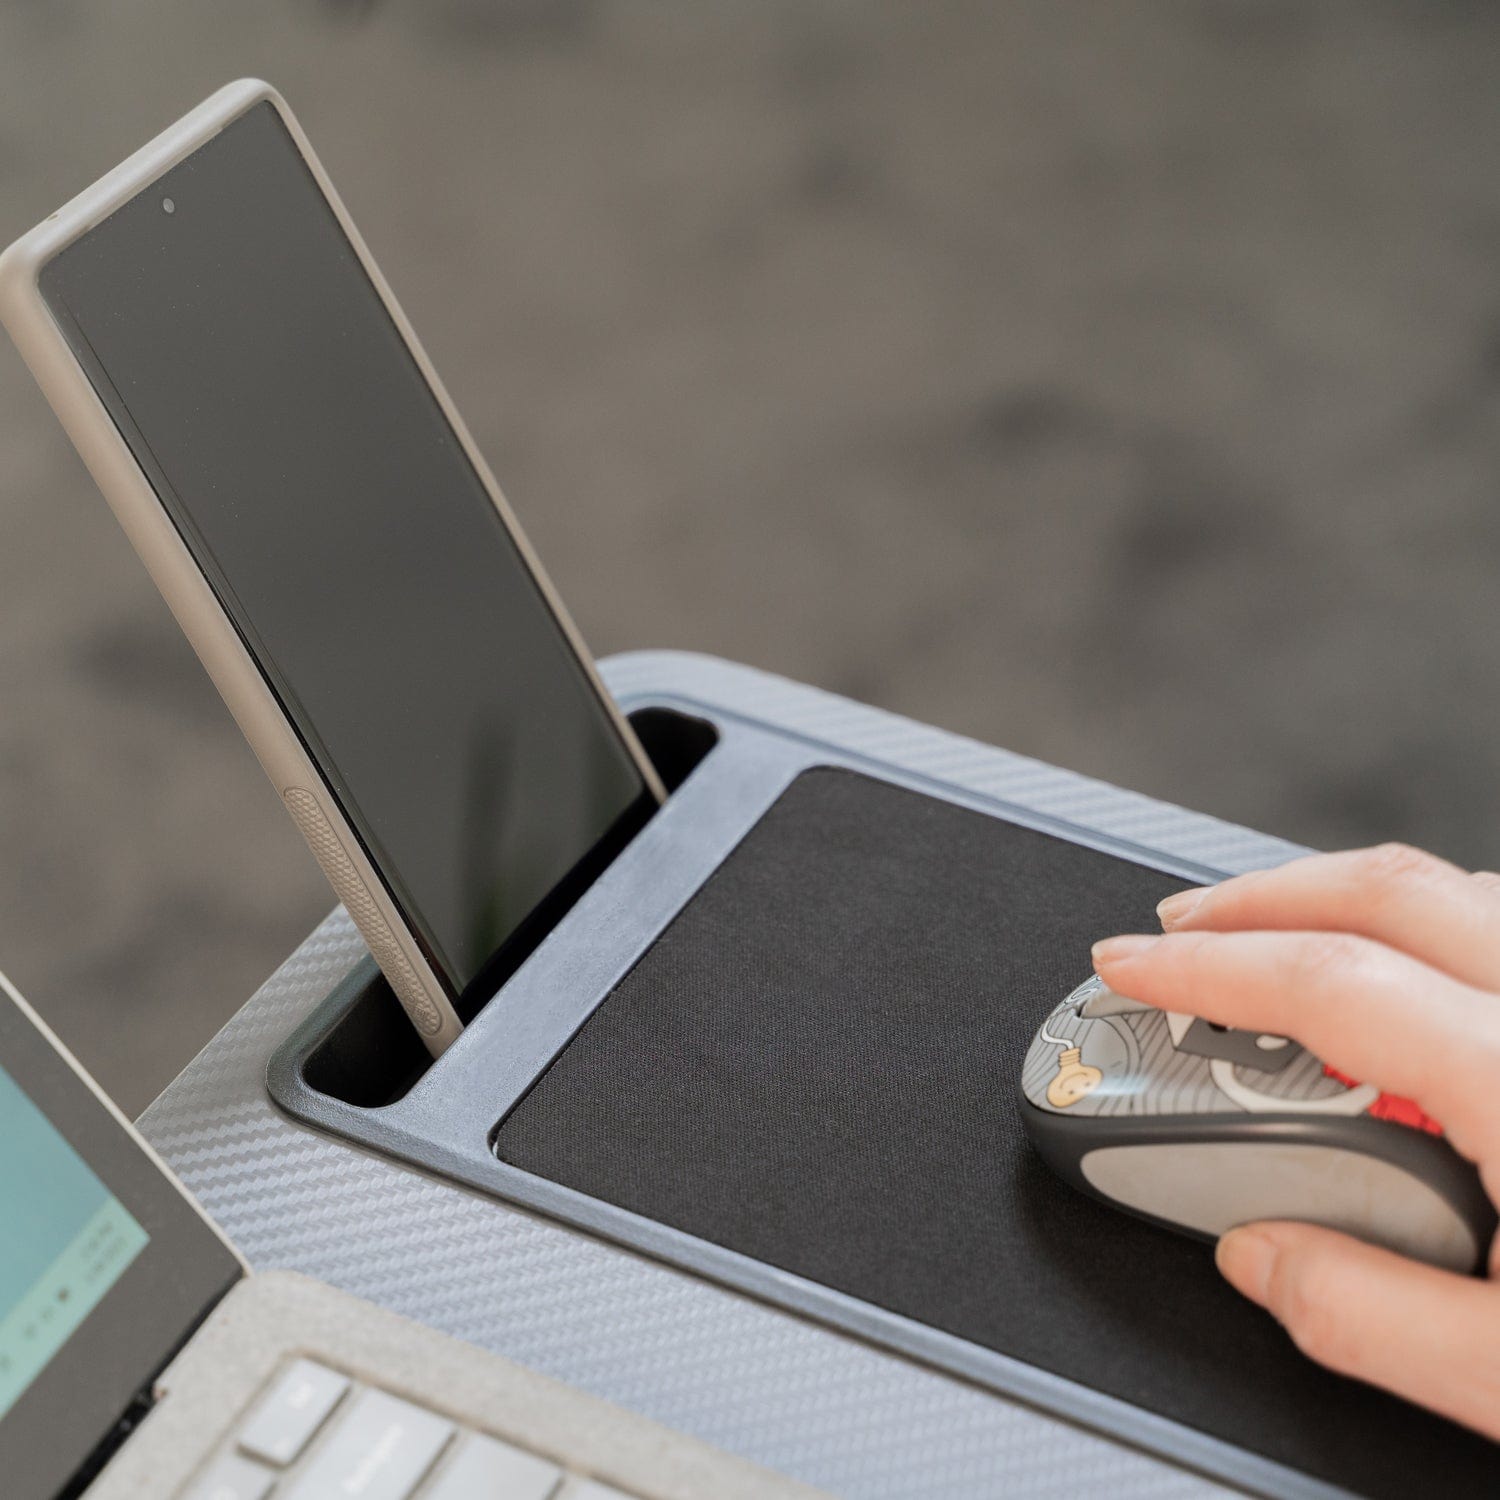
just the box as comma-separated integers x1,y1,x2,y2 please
1091,934,1160,966
1216,1227,1276,1306
1157,887,1208,930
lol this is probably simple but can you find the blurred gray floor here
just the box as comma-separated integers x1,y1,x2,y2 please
0,1,1497,1113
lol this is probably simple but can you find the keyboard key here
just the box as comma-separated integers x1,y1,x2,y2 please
237,1358,350,1466
421,1433,561,1500
181,1452,276,1500
281,1387,453,1500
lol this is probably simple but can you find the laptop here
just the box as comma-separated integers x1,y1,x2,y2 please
0,969,823,1500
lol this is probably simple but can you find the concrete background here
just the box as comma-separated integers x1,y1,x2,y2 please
0,2,1497,1113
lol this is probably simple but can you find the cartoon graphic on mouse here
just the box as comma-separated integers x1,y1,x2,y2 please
1019,975,1497,1272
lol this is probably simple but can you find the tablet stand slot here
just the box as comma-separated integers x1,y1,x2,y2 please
295,704,718,1108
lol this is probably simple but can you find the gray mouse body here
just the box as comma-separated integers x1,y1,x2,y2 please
1020,976,1495,1272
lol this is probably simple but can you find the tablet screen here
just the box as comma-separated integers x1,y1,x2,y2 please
38,100,656,1013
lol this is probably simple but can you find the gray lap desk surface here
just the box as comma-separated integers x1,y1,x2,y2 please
134,651,1408,1500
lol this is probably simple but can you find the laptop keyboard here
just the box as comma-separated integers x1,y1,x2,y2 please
179,1356,638,1500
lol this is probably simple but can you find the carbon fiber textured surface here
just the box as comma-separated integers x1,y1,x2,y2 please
139,652,1302,1500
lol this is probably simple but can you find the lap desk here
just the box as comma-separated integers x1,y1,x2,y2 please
138,652,1498,1500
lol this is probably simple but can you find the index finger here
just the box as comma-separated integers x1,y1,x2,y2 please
1092,928,1500,1163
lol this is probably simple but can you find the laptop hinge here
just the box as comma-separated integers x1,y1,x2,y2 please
54,1270,241,1499
56,1386,157,1500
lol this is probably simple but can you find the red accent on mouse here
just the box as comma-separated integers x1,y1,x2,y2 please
1322,1064,1443,1135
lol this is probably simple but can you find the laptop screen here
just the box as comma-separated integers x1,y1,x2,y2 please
0,1063,150,1418
0,979,241,1499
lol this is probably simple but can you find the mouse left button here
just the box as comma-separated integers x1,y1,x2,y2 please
1079,985,1153,1019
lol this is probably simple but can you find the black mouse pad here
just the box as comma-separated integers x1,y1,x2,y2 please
495,768,1498,1497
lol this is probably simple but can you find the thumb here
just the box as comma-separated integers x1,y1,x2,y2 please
1217,1220,1500,1441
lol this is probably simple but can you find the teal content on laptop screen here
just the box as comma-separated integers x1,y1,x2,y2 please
0,978,239,1500
0,1064,148,1418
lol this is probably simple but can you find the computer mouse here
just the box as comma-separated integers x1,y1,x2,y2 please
1019,975,1497,1272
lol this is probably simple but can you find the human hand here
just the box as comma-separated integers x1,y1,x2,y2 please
1090,843,1500,1439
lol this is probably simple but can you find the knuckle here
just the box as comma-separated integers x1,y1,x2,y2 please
1272,1258,1357,1371
1286,1299,1354,1371
1283,931,1368,990
1161,928,1222,973
1353,841,1446,893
